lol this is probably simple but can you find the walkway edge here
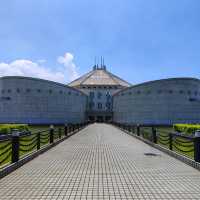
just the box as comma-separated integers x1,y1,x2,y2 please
0,128,83,179
112,125,200,171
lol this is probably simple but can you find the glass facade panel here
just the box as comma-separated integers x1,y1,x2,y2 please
98,103,102,109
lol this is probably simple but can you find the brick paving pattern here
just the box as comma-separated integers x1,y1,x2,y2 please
1,123,200,199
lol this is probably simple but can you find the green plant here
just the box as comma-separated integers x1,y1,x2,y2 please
173,124,200,135
0,124,29,135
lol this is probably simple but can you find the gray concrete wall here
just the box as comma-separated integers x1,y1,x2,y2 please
0,76,87,124
113,78,200,125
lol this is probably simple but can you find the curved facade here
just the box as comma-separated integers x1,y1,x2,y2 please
1,66,200,125
113,78,200,125
0,76,87,124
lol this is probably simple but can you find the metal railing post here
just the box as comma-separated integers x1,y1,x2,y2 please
169,133,173,150
64,124,68,137
68,125,71,133
69,125,71,133
50,125,54,144
37,132,40,150
152,127,157,143
58,128,62,139
194,136,200,162
131,126,134,134
12,133,20,163
137,125,140,136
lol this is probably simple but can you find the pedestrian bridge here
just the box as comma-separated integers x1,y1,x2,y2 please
0,123,200,199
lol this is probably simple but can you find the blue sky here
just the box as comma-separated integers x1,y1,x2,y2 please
0,0,199,84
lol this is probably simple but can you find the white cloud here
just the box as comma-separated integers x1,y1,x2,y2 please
37,59,46,64
0,52,79,83
57,52,79,81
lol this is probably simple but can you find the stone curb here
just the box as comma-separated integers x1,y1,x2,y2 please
112,125,200,171
0,127,85,179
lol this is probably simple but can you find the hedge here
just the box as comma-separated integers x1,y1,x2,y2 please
0,124,29,135
173,124,200,134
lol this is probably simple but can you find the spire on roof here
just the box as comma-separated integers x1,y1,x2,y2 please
102,57,106,70
69,60,131,87
93,57,97,70
93,56,107,70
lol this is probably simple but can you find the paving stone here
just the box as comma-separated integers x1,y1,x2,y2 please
0,123,200,199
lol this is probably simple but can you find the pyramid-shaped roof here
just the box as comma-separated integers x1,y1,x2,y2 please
68,67,131,87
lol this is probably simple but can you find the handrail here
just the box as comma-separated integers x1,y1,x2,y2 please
112,122,200,162
0,122,89,169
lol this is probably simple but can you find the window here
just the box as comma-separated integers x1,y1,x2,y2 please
106,91,111,96
68,91,71,95
106,102,111,110
89,102,95,109
179,90,184,94
59,90,63,94
1,97,11,101
49,89,52,94
169,90,173,94
89,92,94,98
158,90,162,94
195,91,198,96
1,90,5,94
97,92,102,99
107,92,112,101
7,89,11,93
98,103,102,109
147,90,151,94
189,98,196,102
137,90,141,94
188,90,191,95
129,92,132,95
16,88,20,93
26,89,31,93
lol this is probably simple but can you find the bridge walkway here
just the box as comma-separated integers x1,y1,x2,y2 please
0,123,200,199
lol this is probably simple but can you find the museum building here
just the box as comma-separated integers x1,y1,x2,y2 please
0,63,200,125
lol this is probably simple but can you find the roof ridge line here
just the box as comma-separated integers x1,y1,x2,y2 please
68,67,131,87
107,70,131,86
105,70,120,85
79,69,96,85
80,70,94,85
68,70,93,85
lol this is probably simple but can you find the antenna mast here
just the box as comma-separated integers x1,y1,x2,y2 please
93,56,97,70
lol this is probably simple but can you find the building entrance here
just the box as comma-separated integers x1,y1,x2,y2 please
105,116,112,122
88,116,95,122
97,116,103,122
87,111,113,123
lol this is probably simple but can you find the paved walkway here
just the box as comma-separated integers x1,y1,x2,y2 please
1,124,200,199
